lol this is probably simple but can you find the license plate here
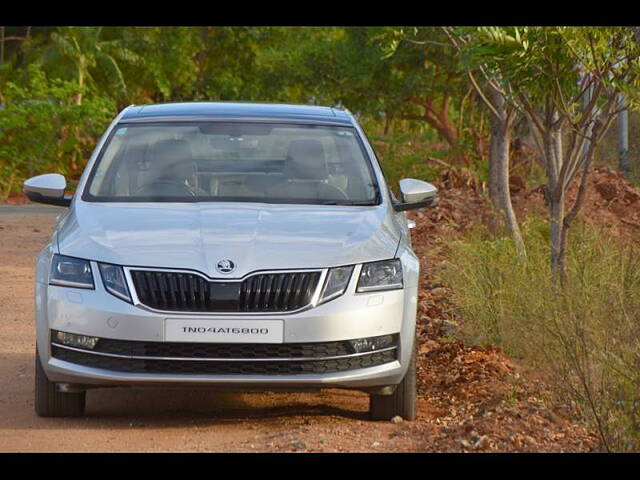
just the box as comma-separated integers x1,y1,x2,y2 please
165,318,284,343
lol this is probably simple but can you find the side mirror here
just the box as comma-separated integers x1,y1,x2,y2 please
393,178,438,212
23,173,72,207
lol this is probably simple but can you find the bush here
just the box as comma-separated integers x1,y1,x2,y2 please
441,217,640,451
0,64,115,200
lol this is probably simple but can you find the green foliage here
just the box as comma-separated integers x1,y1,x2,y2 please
115,27,294,104
442,217,640,451
0,64,115,199
38,27,140,105
116,27,204,102
257,26,481,160
0,26,490,196
367,129,443,192
460,26,640,121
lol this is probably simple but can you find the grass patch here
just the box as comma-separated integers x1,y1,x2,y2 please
441,216,640,451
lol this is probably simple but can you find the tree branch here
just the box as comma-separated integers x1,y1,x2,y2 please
563,118,601,230
467,71,502,119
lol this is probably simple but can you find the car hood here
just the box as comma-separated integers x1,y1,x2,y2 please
57,201,401,278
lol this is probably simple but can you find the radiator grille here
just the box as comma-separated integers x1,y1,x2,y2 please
129,270,322,313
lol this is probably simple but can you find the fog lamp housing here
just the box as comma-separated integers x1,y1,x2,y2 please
53,330,99,350
349,334,396,353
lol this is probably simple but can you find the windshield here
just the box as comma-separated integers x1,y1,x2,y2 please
83,122,380,205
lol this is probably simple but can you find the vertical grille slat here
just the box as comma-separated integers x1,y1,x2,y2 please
263,275,274,310
271,274,286,311
176,274,187,308
252,276,260,310
289,274,304,310
239,278,248,311
167,274,177,308
157,273,169,309
144,271,158,306
282,274,295,311
243,277,254,311
196,276,206,309
299,274,312,306
130,270,322,313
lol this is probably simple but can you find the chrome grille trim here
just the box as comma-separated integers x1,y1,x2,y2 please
123,266,327,315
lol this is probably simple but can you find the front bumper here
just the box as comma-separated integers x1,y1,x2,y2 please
36,257,419,391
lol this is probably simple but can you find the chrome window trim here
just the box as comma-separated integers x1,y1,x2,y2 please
122,266,329,316
51,342,397,363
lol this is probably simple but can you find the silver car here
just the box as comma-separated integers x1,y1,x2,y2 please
24,102,437,420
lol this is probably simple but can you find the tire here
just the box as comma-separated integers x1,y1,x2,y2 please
35,347,86,417
369,339,417,421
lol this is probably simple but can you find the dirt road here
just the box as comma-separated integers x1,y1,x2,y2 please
0,206,597,452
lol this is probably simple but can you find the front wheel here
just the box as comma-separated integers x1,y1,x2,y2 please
35,346,86,417
369,339,417,421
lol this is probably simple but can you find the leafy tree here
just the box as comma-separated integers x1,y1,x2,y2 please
0,64,115,199
118,27,203,103
464,27,640,280
444,26,525,257
374,28,470,159
197,27,286,101
38,27,139,106
258,27,480,163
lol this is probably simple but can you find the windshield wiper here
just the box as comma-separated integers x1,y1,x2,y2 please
319,200,377,206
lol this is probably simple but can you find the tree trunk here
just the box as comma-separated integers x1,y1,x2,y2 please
549,189,566,283
547,121,565,283
488,132,500,211
71,64,84,172
383,113,391,135
493,117,526,257
405,97,468,164
75,65,84,106
488,86,526,257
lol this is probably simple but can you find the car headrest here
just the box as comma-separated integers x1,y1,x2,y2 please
149,138,194,181
284,139,328,181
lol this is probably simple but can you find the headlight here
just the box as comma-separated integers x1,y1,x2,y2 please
98,263,132,303
49,255,94,289
318,265,354,304
357,259,403,292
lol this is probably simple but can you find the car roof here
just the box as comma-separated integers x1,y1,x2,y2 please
120,102,354,126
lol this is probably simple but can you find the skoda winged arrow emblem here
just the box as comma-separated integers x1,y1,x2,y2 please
216,259,236,274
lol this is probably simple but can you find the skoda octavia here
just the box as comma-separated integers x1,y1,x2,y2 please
24,102,437,420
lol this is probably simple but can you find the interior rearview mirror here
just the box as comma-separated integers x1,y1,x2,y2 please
23,173,72,207
393,178,438,212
